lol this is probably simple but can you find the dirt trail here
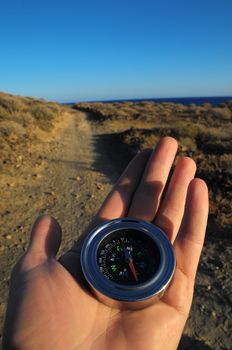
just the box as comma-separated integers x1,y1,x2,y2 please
0,110,112,335
42,110,113,253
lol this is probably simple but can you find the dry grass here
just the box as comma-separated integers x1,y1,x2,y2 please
0,92,63,130
0,91,66,172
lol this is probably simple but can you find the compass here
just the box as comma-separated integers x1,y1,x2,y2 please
81,217,176,309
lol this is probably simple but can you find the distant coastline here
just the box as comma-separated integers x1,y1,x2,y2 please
66,96,232,107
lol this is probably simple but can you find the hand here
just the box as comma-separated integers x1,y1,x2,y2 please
3,137,208,350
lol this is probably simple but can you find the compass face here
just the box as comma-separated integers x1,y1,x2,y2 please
97,228,160,285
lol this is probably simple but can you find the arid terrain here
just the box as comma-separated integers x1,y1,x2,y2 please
0,92,231,349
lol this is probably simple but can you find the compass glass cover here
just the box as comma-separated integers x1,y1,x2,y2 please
97,228,160,285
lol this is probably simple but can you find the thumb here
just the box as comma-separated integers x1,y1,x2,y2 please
27,215,62,260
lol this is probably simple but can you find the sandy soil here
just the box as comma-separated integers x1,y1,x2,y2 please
0,103,231,349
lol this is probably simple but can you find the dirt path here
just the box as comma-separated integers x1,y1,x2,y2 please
41,110,113,253
0,110,112,336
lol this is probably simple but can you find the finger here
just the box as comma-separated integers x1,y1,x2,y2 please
128,137,178,221
27,215,62,262
90,148,152,228
154,157,196,243
161,179,208,316
174,178,209,282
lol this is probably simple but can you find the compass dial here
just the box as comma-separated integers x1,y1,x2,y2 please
97,228,160,285
81,218,176,309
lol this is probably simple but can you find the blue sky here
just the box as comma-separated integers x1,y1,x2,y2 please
0,0,232,102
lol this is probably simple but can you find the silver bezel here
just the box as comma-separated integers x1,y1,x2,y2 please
81,217,176,304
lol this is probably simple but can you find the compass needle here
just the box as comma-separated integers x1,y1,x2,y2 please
129,260,138,282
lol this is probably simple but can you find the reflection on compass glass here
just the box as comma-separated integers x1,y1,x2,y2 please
97,228,160,285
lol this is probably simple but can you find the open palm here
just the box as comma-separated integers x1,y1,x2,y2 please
3,137,208,350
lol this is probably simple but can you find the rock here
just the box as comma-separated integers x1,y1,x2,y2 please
96,183,103,190
5,234,12,240
2,210,10,217
32,173,38,177
200,306,204,312
223,319,229,331
212,311,217,318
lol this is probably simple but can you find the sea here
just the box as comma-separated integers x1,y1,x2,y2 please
66,96,232,107
99,96,232,106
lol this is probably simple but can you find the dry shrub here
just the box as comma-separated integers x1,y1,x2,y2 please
11,112,35,127
29,104,56,131
201,141,232,155
74,102,143,121
0,92,70,174
220,154,232,175
0,120,26,138
225,100,232,110
0,93,23,113
196,154,232,196
47,102,62,116
30,105,55,120
211,107,231,121
196,125,232,154
0,105,9,119
0,92,65,133
0,109,35,127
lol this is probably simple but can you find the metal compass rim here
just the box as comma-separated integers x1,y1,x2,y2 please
81,217,176,303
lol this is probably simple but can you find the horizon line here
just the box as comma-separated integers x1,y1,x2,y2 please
61,95,232,104
1,90,232,104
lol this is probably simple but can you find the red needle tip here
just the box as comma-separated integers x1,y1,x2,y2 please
129,260,138,282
